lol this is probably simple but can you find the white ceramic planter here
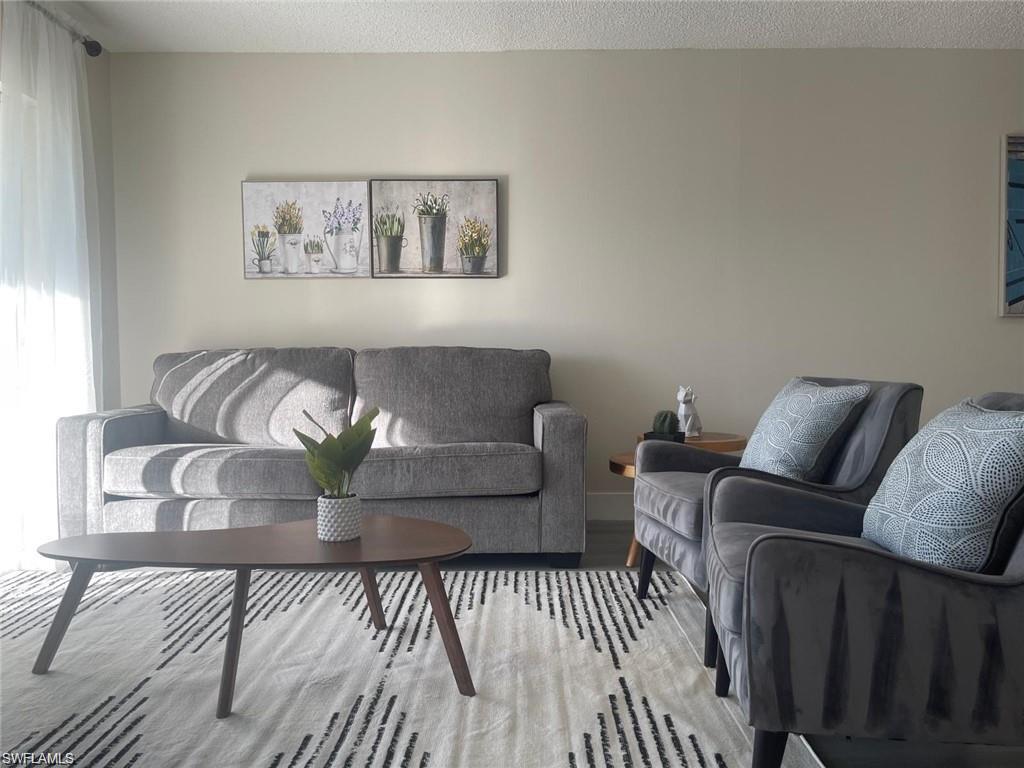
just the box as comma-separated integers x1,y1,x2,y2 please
279,234,304,274
326,230,361,274
317,495,362,542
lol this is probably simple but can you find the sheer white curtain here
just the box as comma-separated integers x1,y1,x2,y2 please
0,2,101,569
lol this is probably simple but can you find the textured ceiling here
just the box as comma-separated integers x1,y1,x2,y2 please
68,1,1024,53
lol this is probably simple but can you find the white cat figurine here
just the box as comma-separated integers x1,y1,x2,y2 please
677,386,703,438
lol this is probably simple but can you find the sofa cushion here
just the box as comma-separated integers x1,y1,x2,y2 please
100,498,315,533
352,347,552,446
354,443,541,499
151,347,355,447
104,444,318,499
740,377,870,481
105,442,541,501
861,399,1024,572
633,471,706,540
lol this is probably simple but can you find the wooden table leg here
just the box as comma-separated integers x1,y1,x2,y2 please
625,536,641,568
33,561,96,674
360,567,386,630
217,568,251,719
418,562,475,697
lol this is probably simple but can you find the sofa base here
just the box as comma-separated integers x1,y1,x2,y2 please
98,494,560,555
546,552,582,568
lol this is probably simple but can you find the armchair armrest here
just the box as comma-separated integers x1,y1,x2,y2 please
743,532,1024,744
534,401,587,552
635,440,741,475
706,472,866,537
706,465,867,506
56,405,167,537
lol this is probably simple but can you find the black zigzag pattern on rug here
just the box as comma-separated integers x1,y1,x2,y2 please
570,677,730,768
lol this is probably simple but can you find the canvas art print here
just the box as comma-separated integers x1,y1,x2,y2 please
1004,135,1024,316
242,181,370,278
370,179,498,277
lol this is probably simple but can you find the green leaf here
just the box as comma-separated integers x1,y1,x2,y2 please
293,429,322,454
315,434,347,472
305,454,334,493
296,404,379,494
350,407,380,436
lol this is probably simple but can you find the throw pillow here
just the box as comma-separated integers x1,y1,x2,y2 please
740,378,871,481
861,399,1024,571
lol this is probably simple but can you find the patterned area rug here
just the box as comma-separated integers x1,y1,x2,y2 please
1,569,820,768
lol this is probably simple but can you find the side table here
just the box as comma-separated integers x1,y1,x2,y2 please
610,432,747,567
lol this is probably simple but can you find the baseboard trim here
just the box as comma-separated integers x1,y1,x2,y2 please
587,491,633,522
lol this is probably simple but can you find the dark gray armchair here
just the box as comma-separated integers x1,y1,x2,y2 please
704,392,1024,768
633,377,923,665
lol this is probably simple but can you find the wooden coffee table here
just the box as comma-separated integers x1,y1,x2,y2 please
611,432,748,567
33,515,474,717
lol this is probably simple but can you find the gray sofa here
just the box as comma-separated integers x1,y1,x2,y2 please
56,346,587,562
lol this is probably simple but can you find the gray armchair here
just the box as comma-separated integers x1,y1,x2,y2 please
633,377,923,665
704,392,1024,768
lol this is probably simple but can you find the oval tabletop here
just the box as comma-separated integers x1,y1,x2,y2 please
37,515,472,569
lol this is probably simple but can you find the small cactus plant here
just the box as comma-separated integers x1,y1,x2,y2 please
652,410,680,435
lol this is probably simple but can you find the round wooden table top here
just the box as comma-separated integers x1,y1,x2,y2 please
609,432,747,479
37,515,472,569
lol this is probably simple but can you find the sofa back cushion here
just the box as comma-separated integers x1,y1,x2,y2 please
151,348,355,447
740,377,871,481
352,347,551,446
861,397,1024,572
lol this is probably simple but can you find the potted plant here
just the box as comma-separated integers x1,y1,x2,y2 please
373,209,407,273
304,236,324,274
273,200,304,274
412,192,449,273
294,406,380,542
250,224,277,274
456,216,491,274
322,198,363,274
643,410,686,443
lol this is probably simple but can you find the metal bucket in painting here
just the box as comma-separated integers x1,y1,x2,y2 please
418,215,447,273
375,235,407,273
460,254,487,274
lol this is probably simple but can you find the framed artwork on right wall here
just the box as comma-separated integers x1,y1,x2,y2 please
1002,134,1024,316
369,178,499,278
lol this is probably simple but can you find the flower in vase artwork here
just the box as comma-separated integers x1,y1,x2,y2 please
241,181,370,278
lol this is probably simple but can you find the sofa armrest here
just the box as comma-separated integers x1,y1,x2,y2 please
743,531,1024,744
56,405,167,537
534,401,587,553
635,440,741,475
707,472,866,537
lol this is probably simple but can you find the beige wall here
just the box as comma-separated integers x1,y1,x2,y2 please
108,50,1024,511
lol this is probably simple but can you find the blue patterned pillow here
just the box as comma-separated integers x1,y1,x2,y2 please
861,399,1024,571
740,378,870,481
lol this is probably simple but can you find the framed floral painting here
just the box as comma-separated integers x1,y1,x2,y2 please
369,179,498,277
241,181,370,278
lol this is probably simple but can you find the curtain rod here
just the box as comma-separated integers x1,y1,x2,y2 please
25,1,104,57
